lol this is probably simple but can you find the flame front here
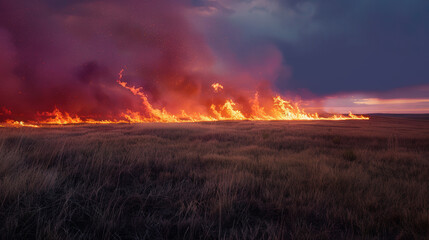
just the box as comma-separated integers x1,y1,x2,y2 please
0,70,368,127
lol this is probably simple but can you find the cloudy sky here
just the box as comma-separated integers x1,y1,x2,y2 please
192,0,429,113
0,0,428,118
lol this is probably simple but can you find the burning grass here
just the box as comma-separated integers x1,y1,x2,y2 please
0,71,368,127
0,116,428,239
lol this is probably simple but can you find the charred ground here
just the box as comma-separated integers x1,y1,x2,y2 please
0,116,428,239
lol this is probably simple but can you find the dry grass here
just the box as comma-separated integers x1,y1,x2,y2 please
0,116,428,239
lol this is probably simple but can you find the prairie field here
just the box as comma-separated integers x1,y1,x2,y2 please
0,116,428,239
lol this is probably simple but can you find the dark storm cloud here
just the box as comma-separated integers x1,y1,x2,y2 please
278,0,429,95
193,0,429,96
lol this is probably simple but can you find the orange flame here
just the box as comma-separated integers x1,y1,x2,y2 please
211,83,224,92
38,108,83,124
0,69,368,127
3,120,40,128
115,71,368,122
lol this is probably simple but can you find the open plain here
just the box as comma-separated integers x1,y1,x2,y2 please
0,116,428,239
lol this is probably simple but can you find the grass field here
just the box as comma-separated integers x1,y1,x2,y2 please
0,116,428,239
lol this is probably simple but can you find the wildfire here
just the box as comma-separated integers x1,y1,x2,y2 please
0,70,369,127
116,74,368,122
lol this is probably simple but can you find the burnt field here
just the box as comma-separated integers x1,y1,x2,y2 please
0,116,428,239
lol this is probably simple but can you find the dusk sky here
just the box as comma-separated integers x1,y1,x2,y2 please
1,0,428,119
